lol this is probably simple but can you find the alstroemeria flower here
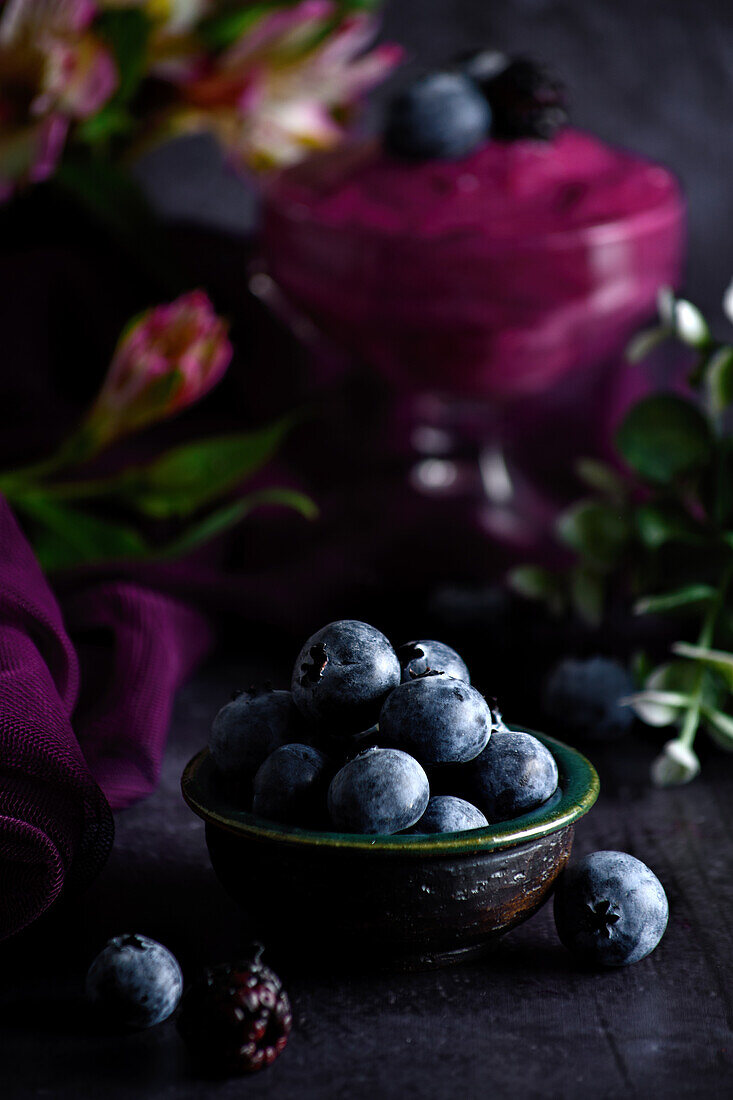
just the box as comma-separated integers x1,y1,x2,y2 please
166,0,402,171
86,290,232,448
0,0,117,196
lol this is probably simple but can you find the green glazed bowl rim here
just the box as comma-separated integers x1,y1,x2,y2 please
181,729,599,856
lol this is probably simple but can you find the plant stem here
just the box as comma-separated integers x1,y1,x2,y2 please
678,560,733,748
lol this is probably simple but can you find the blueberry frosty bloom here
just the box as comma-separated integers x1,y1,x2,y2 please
379,672,491,765
467,729,558,820
384,71,490,161
554,851,668,966
291,620,401,735
411,795,488,834
252,743,330,826
398,639,470,683
209,687,303,782
86,933,183,1029
328,747,429,834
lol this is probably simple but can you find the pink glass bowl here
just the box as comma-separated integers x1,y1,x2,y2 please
261,129,685,400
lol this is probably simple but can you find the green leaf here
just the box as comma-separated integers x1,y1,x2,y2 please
76,104,134,145
672,642,733,691
575,458,627,499
701,705,733,751
615,394,713,485
626,326,669,363
121,423,293,518
159,488,317,559
14,494,147,571
96,9,151,106
507,566,565,615
627,661,700,726
635,503,704,549
570,565,604,627
705,346,733,413
556,500,630,568
634,584,717,616
198,4,278,50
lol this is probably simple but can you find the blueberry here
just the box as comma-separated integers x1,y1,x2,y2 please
379,672,491,765
467,729,558,820
411,795,488,834
328,747,429,834
209,686,303,781
543,657,634,741
86,934,183,1029
384,72,491,161
398,640,470,683
291,620,400,736
252,744,330,827
554,851,669,967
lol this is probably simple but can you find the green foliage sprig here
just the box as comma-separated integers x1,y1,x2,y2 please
510,286,733,785
0,291,316,571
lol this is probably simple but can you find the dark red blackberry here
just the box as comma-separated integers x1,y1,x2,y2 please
464,54,568,140
177,947,292,1076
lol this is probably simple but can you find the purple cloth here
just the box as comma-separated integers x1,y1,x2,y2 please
0,496,212,941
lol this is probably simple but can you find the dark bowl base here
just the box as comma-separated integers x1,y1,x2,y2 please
206,822,574,971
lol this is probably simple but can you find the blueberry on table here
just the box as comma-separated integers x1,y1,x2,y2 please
543,656,634,741
554,851,669,967
467,729,558,820
398,640,470,683
328,747,429,834
384,72,491,161
252,743,330,827
291,620,401,735
379,672,491,765
177,949,292,1075
209,686,303,781
86,934,183,1029
411,795,488,834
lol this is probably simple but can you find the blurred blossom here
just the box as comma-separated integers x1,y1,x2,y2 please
99,0,210,33
650,739,700,787
86,290,232,447
167,0,402,170
0,0,117,196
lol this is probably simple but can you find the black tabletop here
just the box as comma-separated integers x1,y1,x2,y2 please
3,651,732,1100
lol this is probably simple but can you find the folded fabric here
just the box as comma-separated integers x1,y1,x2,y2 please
0,497,212,941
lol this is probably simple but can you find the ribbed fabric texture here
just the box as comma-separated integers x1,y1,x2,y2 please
0,498,213,941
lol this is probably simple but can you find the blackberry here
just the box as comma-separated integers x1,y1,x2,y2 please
177,947,292,1076
464,55,568,140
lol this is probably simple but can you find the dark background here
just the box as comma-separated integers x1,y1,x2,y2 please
4,2,733,1097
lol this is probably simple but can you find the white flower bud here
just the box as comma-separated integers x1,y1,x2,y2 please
650,740,700,787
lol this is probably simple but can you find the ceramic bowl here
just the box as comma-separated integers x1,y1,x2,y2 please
181,730,599,970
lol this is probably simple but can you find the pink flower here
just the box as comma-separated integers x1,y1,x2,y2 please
166,1,402,171
87,290,232,447
0,0,117,196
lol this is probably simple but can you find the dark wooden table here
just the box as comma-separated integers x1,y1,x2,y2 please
2,652,732,1100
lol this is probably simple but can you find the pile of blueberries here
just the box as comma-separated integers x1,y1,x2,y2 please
209,620,560,837
81,623,669,1071
209,619,669,970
